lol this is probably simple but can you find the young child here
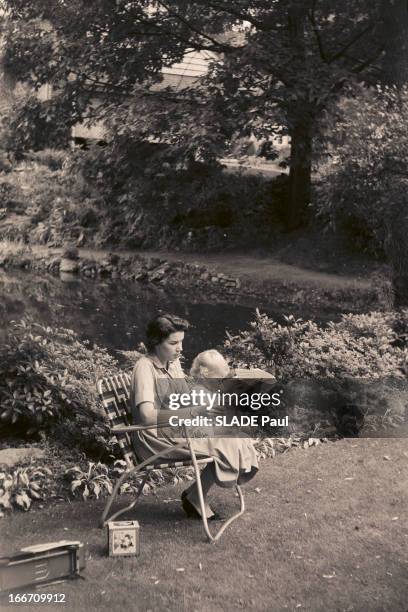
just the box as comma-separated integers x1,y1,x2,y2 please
189,349,252,419
189,349,278,442
190,349,275,396
190,349,231,380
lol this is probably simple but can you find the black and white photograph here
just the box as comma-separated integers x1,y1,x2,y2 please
0,1,407,610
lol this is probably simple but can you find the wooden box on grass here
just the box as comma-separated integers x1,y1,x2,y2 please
107,521,140,557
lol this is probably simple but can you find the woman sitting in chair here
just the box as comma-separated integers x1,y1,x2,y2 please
130,313,259,521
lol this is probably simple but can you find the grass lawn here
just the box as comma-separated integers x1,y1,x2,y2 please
1,438,407,612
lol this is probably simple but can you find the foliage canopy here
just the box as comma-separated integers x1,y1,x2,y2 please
2,1,389,224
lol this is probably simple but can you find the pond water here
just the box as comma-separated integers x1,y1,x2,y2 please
0,270,278,367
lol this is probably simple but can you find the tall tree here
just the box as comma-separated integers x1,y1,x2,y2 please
381,0,408,86
380,0,408,307
2,0,385,227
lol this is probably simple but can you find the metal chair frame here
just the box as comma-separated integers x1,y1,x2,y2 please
97,373,245,542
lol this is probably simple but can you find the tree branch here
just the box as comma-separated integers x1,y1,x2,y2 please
155,1,235,52
131,12,229,53
329,48,383,95
308,0,327,62
350,48,384,74
328,22,375,63
205,1,266,30
69,69,131,95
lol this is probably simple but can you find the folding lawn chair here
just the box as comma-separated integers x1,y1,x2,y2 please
97,374,245,543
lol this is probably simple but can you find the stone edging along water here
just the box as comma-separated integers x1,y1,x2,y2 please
0,246,379,315
0,249,244,299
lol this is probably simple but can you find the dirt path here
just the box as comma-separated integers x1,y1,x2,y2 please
48,246,373,291
146,251,373,290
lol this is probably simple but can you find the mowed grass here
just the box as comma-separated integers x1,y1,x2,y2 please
1,438,407,612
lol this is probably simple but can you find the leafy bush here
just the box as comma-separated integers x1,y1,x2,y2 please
0,180,26,213
0,134,288,250
0,159,101,246
0,319,121,455
0,239,32,259
63,459,158,501
27,149,68,171
64,462,115,500
224,310,408,434
64,457,197,501
0,465,52,512
225,310,407,379
1,94,72,160
315,86,408,256
67,143,289,250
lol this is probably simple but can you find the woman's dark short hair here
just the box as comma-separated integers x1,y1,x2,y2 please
145,313,189,351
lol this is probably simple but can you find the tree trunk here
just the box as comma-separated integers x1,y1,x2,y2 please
381,0,408,86
286,4,313,230
381,0,408,307
386,199,408,308
287,119,312,230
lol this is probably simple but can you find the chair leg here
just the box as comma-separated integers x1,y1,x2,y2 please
185,434,246,543
104,473,149,524
100,443,190,527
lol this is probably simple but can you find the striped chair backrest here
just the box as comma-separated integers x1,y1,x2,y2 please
97,373,137,469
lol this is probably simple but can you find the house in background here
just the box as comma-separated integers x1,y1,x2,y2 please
50,49,289,157
6,45,289,161
70,49,217,143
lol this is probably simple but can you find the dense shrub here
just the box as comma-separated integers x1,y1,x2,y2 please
0,145,288,250
0,180,25,213
0,319,121,456
315,86,408,257
224,310,408,379
67,143,289,250
224,310,408,433
27,149,68,171
0,160,101,246
1,94,72,160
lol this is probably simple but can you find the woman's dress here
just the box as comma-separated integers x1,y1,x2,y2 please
129,356,259,488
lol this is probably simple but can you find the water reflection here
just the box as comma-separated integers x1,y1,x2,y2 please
0,270,276,366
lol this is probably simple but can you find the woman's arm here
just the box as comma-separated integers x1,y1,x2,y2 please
130,359,158,425
137,401,157,425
